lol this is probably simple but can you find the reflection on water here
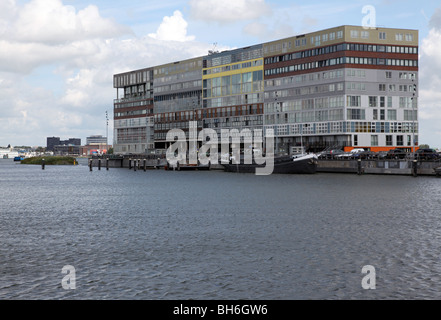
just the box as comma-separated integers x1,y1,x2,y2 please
1,158,441,299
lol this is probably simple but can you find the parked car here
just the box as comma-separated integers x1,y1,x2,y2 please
319,149,345,159
377,151,388,159
336,148,365,159
415,148,440,161
386,149,408,160
354,151,376,160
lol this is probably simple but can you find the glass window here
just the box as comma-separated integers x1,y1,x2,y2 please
386,135,393,146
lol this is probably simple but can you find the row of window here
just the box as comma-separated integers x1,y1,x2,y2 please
203,60,263,75
264,43,418,65
115,109,150,118
264,121,418,137
116,127,147,144
154,60,203,77
154,104,263,123
154,80,202,94
265,57,418,77
114,99,153,110
114,70,153,88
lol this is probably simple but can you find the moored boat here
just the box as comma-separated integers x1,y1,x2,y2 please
221,153,317,174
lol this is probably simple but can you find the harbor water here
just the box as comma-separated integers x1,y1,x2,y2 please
1,158,441,300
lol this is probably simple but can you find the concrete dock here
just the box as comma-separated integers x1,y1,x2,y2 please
89,155,441,176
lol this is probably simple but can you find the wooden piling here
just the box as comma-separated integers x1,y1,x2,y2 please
412,160,418,177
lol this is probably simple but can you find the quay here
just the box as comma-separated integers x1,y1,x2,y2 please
88,155,224,171
317,158,441,176
88,154,441,176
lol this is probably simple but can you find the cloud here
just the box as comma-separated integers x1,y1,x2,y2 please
419,22,441,148
0,1,215,147
429,7,441,30
148,10,195,42
189,0,271,23
7,0,131,44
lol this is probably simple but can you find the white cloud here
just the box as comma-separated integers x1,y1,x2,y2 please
0,1,215,147
189,0,271,23
148,10,195,42
419,23,441,148
7,0,131,44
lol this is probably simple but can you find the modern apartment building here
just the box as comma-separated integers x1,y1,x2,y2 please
113,25,419,155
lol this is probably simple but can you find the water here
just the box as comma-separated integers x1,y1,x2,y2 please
1,158,441,300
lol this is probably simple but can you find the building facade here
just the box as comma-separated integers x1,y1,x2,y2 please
47,137,81,152
86,135,107,145
113,25,419,155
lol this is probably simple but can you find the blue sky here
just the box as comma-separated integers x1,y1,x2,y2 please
1,0,441,148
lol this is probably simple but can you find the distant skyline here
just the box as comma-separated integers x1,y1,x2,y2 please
1,0,441,148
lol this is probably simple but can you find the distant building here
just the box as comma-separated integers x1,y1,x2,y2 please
46,137,60,152
86,135,107,146
54,145,81,156
47,137,81,153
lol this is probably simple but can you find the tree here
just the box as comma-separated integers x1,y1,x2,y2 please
419,144,430,149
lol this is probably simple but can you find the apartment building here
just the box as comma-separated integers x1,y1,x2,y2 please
113,25,419,155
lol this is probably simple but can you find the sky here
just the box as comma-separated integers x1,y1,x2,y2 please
1,0,441,148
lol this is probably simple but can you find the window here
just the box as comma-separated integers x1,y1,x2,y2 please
379,84,386,92
388,97,393,108
380,97,385,108
351,30,359,38
347,96,361,107
337,31,343,39
386,135,393,146
388,110,397,121
361,31,369,39
322,34,328,42
371,135,379,146
369,96,378,107
379,32,386,40
373,109,378,120
380,110,385,120
330,32,335,41
397,135,404,146
396,33,403,41
347,109,365,120
354,135,358,146
386,71,392,79
406,34,414,41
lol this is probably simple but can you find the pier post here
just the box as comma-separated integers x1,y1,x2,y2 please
42,159,45,170
412,160,418,177
357,159,362,175
143,159,146,172
98,159,101,170
129,159,132,170
89,159,93,171
106,158,109,171
134,160,137,171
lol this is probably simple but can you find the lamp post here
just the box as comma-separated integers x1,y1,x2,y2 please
411,80,417,153
106,111,109,154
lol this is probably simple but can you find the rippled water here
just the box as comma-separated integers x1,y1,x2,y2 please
1,158,441,300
